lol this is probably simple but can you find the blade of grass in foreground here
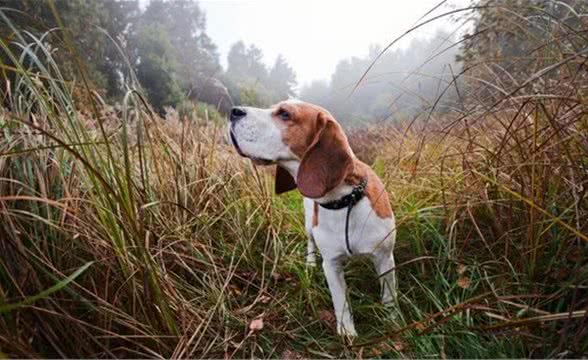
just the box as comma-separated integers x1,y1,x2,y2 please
0,261,93,314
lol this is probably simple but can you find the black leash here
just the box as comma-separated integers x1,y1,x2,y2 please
318,178,368,255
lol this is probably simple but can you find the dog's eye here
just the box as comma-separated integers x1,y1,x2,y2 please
277,109,290,121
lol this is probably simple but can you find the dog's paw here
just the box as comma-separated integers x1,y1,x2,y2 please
382,294,397,306
382,302,401,325
337,323,357,338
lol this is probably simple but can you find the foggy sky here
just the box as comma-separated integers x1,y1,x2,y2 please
200,0,470,86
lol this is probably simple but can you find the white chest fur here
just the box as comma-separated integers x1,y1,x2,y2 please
303,197,396,259
302,197,397,337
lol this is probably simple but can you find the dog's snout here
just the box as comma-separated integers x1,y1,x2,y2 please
230,107,247,122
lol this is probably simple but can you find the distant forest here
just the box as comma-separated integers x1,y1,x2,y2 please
1,0,586,127
0,0,296,117
300,31,460,127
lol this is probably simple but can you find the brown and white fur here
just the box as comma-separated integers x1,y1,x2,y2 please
228,100,396,337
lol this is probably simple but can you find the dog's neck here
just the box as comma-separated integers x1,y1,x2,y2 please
278,159,300,180
278,158,364,204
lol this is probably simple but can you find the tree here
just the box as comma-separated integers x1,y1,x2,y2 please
226,41,248,80
244,44,268,84
126,0,227,111
227,41,268,83
96,0,141,98
225,41,273,106
268,54,297,101
0,0,140,99
134,24,183,112
139,0,221,91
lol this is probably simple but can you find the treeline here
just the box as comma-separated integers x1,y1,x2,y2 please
300,31,461,127
1,0,586,126
0,0,296,115
300,0,588,127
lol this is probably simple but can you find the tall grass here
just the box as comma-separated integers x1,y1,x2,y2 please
1,2,587,358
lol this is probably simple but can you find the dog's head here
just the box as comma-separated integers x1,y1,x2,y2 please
229,100,354,198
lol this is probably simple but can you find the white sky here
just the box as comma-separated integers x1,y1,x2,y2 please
200,0,470,86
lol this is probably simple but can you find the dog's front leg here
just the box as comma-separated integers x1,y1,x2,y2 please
322,258,356,337
303,200,317,266
305,233,317,266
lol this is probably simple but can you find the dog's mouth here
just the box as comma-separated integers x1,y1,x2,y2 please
229,128,274,166
229,129,246,157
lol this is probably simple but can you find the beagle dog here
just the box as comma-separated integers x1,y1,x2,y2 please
228,100,396,337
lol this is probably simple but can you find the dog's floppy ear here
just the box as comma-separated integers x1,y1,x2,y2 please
275,165,297,194
296,112,353,198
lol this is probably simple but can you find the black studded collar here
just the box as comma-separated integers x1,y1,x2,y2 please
318,177,368,210
316,177,368,255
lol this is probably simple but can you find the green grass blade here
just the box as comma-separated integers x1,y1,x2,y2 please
0,261,94,314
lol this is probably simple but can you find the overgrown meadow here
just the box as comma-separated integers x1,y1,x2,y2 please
1,1,587,358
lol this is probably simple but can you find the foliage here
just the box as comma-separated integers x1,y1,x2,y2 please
300,31,461,127
268,54,297,101
133,24,184,112
138,0,221,93
0,0,299,113
458,0,588,104
177,99,223,124
226,40,298,106
0,0,140,99
227,41,267,85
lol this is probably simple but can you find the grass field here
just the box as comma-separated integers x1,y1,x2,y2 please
1,7,588,359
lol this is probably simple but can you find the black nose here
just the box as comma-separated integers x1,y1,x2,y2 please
230,107,247,122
